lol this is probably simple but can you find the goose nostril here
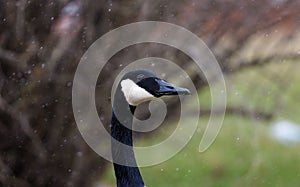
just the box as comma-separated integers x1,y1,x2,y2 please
166,86,174,89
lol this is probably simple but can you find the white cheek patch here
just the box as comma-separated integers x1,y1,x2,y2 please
120,79,155,106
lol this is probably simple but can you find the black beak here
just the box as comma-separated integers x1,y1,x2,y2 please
155,79,191,97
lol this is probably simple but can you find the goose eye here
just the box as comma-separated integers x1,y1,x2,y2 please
136,74,145,80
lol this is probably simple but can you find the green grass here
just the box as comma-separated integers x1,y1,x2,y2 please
101,61,300,187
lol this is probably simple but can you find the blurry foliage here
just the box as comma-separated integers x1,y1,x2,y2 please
0,0,299,186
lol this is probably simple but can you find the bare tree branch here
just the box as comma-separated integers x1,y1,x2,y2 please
187,106,273,121
227,53,300,73
0,48,27,71
0,96,46,161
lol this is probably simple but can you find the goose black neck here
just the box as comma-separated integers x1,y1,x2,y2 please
111,105,145,187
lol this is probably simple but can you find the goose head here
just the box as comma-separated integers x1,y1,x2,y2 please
119,69,190,106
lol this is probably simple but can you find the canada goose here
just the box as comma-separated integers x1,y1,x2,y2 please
111,69,190,187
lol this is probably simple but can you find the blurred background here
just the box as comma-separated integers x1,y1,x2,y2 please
0,0,300,186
